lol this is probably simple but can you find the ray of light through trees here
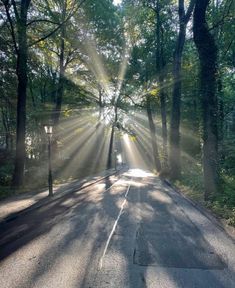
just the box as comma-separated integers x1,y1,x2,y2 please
0,0,235,223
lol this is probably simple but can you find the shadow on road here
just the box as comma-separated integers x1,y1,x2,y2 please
0,170,234,288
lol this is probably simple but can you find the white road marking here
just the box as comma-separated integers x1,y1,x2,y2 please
99,183,131,269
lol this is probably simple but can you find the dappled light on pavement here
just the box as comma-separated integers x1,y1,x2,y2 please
0,170,235,288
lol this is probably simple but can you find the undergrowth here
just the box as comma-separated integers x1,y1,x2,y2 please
174,156,235,227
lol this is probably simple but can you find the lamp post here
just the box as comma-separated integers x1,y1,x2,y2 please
44,124,53,196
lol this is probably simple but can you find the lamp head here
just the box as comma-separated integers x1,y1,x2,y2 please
43,124,53,135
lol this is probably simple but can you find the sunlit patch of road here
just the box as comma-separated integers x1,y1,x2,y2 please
1,170,235,288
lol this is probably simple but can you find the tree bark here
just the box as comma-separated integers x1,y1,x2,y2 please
146,95,162,172
156,0,168,168
107,125,115,169
193,0,219,200
98,86,104,121
1,108,9,151
107,100,118,169
12,0,31,187
51,2,67,158
169,21,185,179
169,0,195,180
159,74,168,168
53,9,66,126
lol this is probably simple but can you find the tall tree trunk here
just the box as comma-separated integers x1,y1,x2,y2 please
51,2,67,158
2,108,9,151
212,0,224,162
107,100,118,169
159,74,168,168
98,87,104,121
146,95,162,172
12,1,31,187
218,77,225,162
193,0,219,200
156,0,168,168
53,23,66,126
107,125,115,169
169,0,195,180
169,21,185,179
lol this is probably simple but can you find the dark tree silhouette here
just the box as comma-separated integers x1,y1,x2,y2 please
193,0,219,199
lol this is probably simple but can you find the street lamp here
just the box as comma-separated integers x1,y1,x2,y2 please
44,124,53,196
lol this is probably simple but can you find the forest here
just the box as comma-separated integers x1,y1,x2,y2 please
0,0,235,225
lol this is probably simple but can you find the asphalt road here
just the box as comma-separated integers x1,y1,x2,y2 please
0,169,235,288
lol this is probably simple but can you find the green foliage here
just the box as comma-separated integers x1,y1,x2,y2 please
0,160,13,186
176,159,235,226
175,156,204,200
0,0,234,223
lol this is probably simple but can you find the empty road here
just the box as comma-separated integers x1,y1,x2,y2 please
0,169,235,288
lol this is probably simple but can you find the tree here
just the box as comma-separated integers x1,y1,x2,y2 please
2,0,32,187
169,0,195,180
123,0,172,171
146,94,162,171
1,0,86,187
193,0,219,200
153,0,168,168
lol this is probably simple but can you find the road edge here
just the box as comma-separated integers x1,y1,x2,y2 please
163,178,235,243
1,167,125,225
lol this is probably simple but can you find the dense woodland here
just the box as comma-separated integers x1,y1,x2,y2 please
0,0,235,223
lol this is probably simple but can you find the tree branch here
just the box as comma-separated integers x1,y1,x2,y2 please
222,38,234,60
46,47,60,56
2,0,18,54
64,48,79,67
11,0,19,23
184,0,195,24
27,19,60,26
28,0,87,47
208,0,233,32
28,24,61,47
125,94,144,108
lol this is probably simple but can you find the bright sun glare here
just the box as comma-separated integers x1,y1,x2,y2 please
113,0,122,6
